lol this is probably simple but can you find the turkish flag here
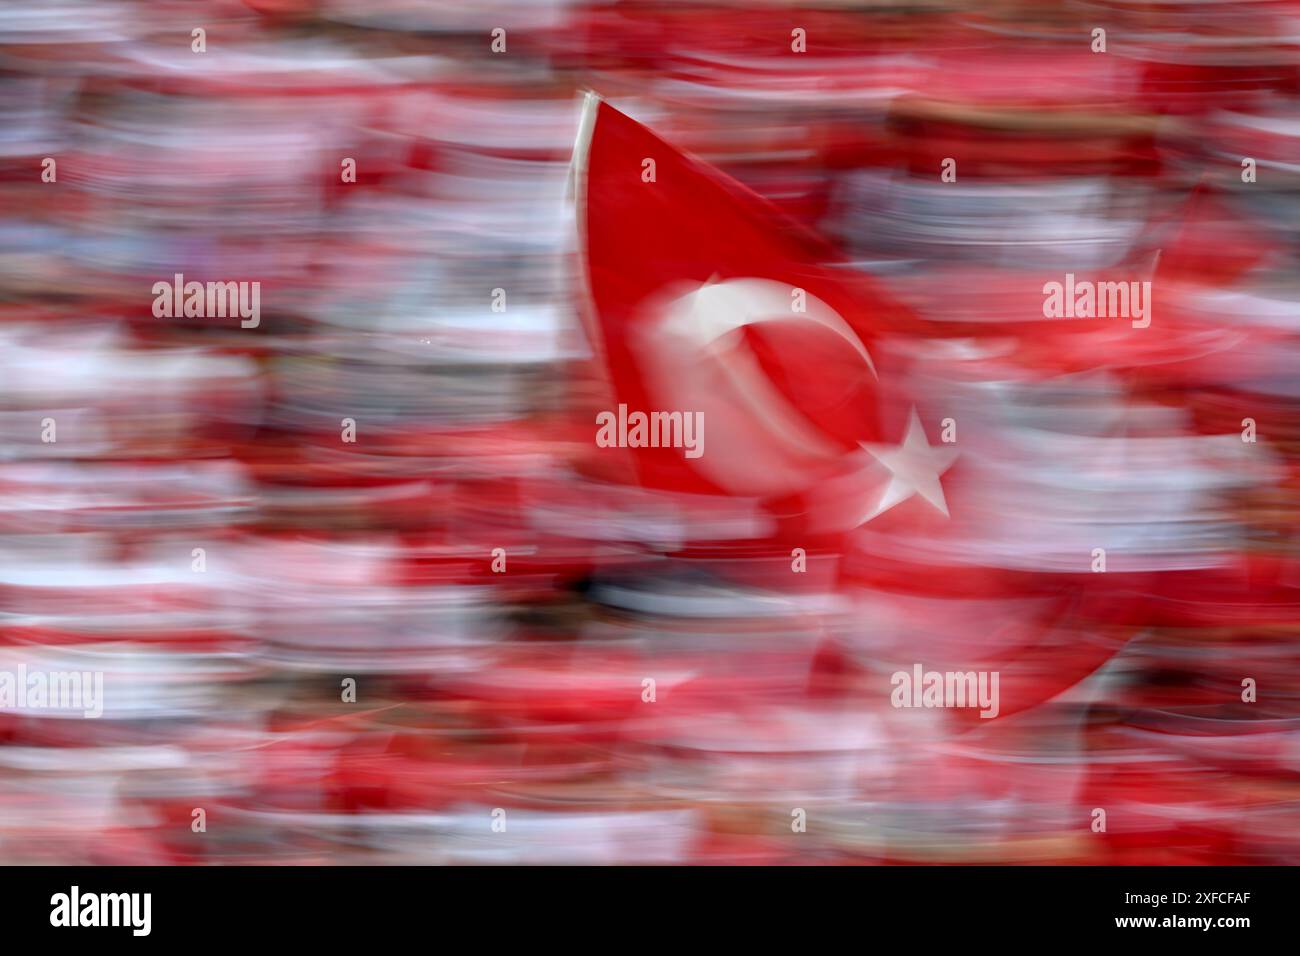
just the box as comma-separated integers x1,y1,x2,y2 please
574,93,917,505
572,93,1149,720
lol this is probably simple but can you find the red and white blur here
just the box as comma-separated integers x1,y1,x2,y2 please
1,0,1298,865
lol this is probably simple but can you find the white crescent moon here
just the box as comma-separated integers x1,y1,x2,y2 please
639,277,876,498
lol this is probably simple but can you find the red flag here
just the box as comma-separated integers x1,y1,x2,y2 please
573,92,917,504
572,94,1148,720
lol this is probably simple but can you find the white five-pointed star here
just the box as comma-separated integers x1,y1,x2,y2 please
859,408,958,520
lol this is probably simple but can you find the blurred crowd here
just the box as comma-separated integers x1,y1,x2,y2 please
2,0,1300,863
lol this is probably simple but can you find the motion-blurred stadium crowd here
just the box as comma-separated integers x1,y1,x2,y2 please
1,0,1300,863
